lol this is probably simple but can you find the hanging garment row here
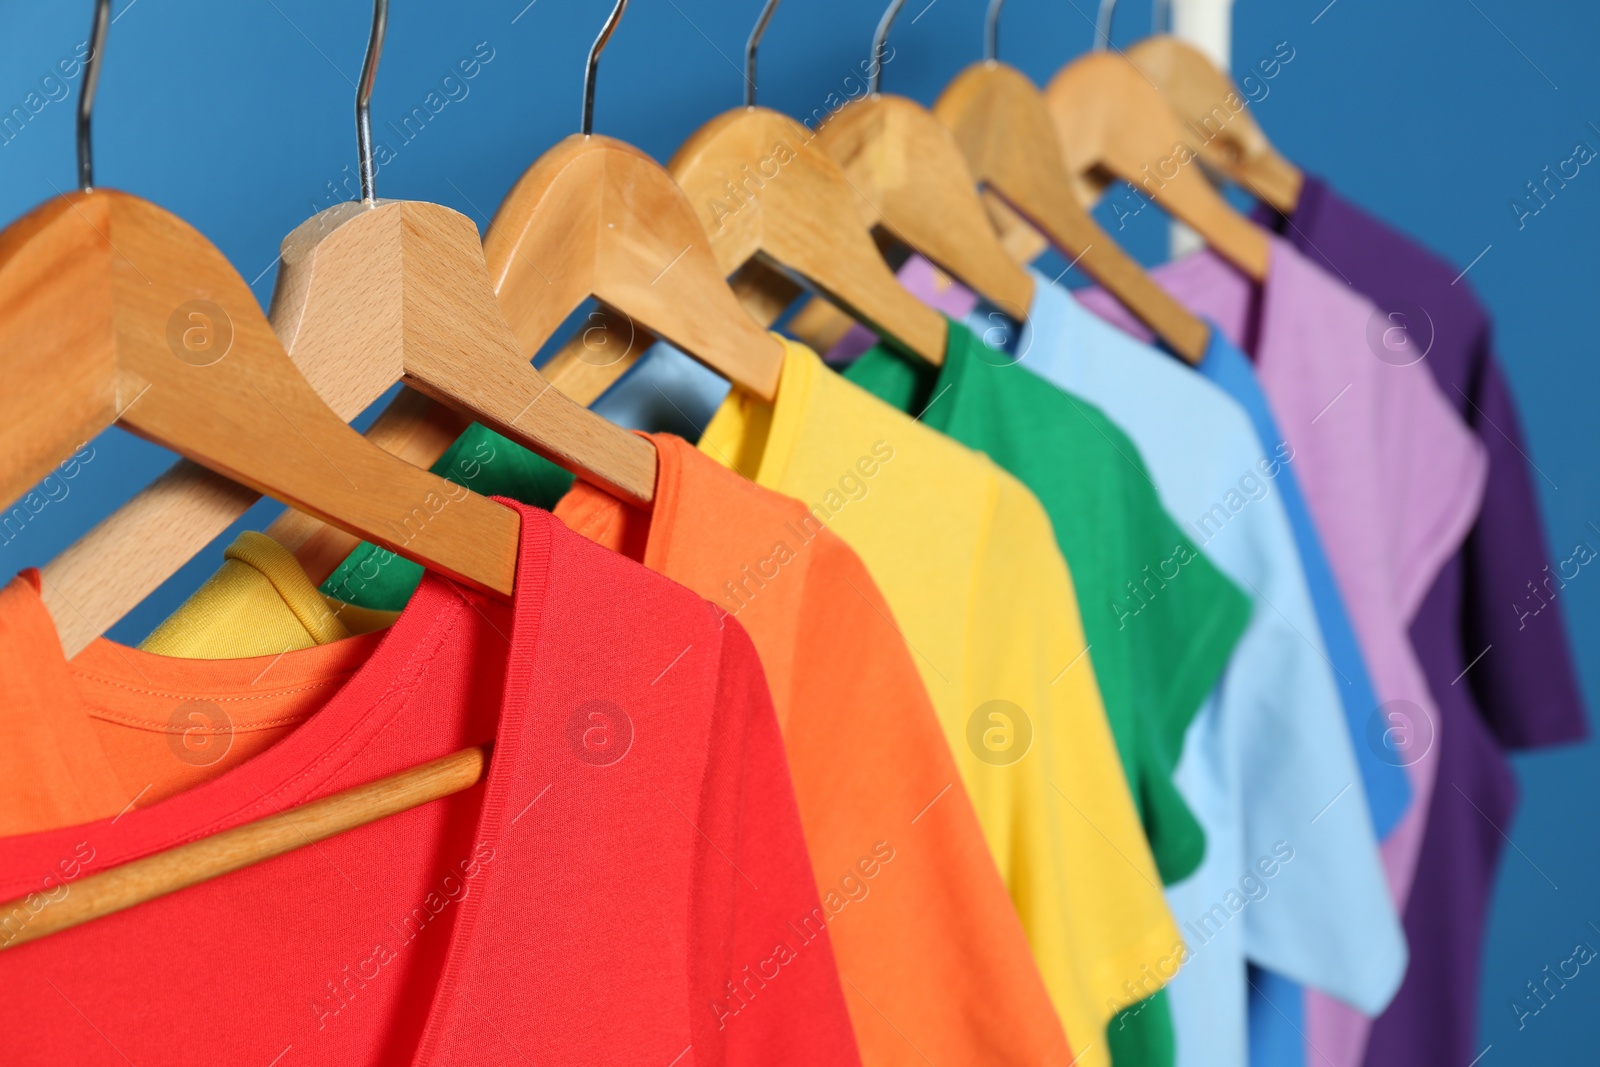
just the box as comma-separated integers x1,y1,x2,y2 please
0,1,1585,1066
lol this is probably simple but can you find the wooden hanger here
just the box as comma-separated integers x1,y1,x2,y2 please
929,2,1208,362
272,0,807,580
0,1,677,952
210,0,790,588
785,0,1038,354
39,198,663,653
36,2,657,655
1126,36,1303,214
537,0,952,399
0,188,521,599
481,131,788,402
1043,48,1271,282
479,1,785,406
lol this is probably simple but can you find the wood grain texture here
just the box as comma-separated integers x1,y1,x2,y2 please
1127,36,1304,215
390,199,658,506
812,93,1037,316
1044,52,1272,283
0,744,490,950
37,196,661,654
268,388,474,584
484,133,785,403
934,62,1210,364
672,107,947,363
0,191,522,610
542,106,956,400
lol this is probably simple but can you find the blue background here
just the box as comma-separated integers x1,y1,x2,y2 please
1,0,1594,1059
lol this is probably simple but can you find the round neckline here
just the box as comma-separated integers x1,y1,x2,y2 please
0,505,546,894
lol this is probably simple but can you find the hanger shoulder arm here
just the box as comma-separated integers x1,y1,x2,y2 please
0,196,120,511
487,135,783,402
671,107,947,364
1126,37,1303,214
1045,54,1270,283
94,190,518,596
816,96,1035,321
40,462,260,657
934,63,1208,362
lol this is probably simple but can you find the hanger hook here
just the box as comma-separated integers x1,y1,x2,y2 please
984,0,1004,62
1094,0,1116,50
356,0,388,203
76,0,111,191
745,0,781,108
868,0,907,95
583,0,631,136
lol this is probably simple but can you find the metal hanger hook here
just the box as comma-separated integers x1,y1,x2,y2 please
356,0,388,203
76,0,111,191
984,0,1005,62
583,0,631,135
869,0,908,95
745,0,781,108
1094,0,1116,51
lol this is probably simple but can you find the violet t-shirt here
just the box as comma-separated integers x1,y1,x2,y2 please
1255,174,1589,1067
1076,235,1490,1067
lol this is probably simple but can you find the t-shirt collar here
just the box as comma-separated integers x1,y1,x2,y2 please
553,432,690,576
0,503,556,1062
1014,263,1198,377
1250,167,1328,240
850,315,977,430
699,335,819,492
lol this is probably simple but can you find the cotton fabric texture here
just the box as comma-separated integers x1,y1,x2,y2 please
970,271,1405,1067
557,433,1079,1065
699,338,1179,1067
1077,233,1488,1067
95,434,1079,1066
1254,173,1590,1067
878,257,1411,1066
0,504,860,1065
842,319,1258,1065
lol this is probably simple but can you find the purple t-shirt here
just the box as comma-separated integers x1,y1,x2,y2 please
1254,174,1589,1067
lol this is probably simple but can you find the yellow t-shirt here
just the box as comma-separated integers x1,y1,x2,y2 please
140,531,396,658
699,340,1179,1065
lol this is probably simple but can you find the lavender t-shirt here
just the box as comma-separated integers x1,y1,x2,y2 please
1255,174,1589,1067
1077,235,1489,1067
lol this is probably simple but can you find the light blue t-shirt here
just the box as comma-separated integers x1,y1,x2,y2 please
980,270,1405,1067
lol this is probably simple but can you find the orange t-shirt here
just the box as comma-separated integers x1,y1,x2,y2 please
0,568,381,835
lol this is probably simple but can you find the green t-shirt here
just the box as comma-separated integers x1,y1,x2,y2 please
845,320,1252,1067
319,423,574,611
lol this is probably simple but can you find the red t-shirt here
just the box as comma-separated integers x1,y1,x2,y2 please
0,503,860,1067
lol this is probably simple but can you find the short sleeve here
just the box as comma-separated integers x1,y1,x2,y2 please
691,614,861,1067
1219,516,1408,1012
1110,450,1252,885
970,473,1180,1067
